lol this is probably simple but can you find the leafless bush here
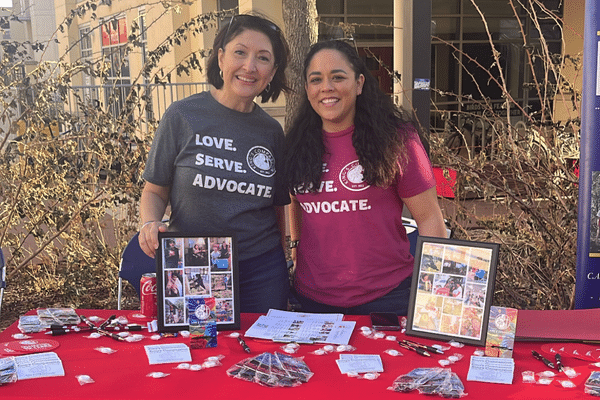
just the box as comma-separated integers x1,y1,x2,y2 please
0,1,582,332
0,1,229,328
429,0,580,310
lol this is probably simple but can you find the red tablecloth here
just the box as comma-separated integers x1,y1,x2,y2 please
0,310,597,399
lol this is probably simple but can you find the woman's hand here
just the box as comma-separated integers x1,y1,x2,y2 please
139,182,171,258
139,220,169,258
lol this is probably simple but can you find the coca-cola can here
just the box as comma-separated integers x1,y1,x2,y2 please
140,273,157,319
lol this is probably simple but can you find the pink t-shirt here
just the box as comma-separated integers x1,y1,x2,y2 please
294,125,436,307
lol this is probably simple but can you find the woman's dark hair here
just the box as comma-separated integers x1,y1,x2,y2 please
206,13,291,103
284,39,411,192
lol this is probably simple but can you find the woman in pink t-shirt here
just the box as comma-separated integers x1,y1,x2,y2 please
284,40,447,315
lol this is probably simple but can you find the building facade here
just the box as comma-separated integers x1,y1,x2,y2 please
9,0,584,132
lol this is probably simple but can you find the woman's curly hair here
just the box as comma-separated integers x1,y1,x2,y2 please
284,39,416,193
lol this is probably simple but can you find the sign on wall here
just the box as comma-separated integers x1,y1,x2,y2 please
575,0,600,308
101,17,127,46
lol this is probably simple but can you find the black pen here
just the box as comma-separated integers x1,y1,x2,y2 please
100,314,116,330
96,328,126,342
80,315,96,329
124,324,145,331
491,345,513,351
398,341,430,357
46,327,91,336
403,339,444,355
532,350,555,369
80,315,124,342
555,353,564,372
46,328,73,336
238,336,251,353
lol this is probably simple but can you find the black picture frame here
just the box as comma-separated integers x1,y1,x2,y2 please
156,232,240,332
405,236,500,346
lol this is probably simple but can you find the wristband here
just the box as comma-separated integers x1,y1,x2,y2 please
141,221,158,229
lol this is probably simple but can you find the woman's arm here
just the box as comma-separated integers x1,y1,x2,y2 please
139,182,171,258
275,206,287,251
288,195,303,267
403,187,447,238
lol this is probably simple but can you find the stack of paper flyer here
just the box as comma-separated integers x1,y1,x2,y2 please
244,310,356,345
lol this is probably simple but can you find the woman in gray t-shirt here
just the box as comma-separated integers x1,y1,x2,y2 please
139,14,291,313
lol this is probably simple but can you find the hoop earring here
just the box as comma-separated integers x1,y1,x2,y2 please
264,82,271,93
219,69,223,79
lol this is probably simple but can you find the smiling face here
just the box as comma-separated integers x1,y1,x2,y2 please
305,49,365,132
217,29,277,110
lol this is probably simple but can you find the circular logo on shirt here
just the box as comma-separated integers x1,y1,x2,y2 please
339,160,370,191
247,146,276,177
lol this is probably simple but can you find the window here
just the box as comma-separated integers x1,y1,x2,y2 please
138,9,153,122
317,0,393,94
430,0,563,129
100,16,131,120
218,0,238,30
1,16,10,40
79,26,97,105
316,0,564,127
79,26,93,59
317,0,392,42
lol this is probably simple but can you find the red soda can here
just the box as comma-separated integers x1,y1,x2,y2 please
140,273,157,319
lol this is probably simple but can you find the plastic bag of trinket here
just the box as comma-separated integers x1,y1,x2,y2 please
389,367,466,398
585,371,600,396
37,308,80,326
389,368,444,393
226,352,313,388
18,315,45,333
0,357,17,386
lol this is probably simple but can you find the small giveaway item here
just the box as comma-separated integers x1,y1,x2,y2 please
0,357,17,386
585,371,600,396
389,367,466,398
227,352,313,387
37,308,80,326
188,297,217,349
17,316,44,333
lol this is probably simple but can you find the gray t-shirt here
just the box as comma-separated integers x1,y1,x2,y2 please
143,91,290,261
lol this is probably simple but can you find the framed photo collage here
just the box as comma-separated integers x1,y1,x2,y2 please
155,232,240,332
406,236,500,346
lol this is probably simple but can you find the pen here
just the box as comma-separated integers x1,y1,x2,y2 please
46,327,91,336
46,328,72,336
491,345,513,351
96,328,126,342
532,350,555,369
554,353,564,372
403,339,444,355
124,324,145,331
100,314,116,330
398,341,430,357
80,315,125,342
104,324,145,332
80,315,96,329
238,336,251,353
